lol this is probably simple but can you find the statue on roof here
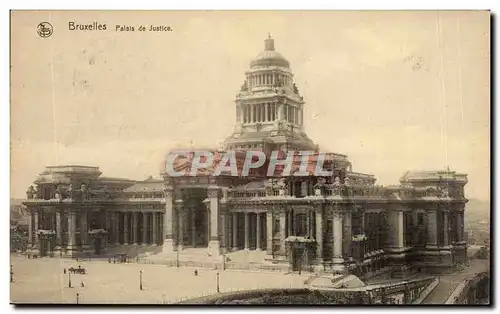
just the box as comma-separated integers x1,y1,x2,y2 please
439,186,449,198
293,83,299,95
55,184,64,200
66,184,74,199
240,80,248,92
276,178,288,195
26,185,37,199
314,177,326,188
80,183,91,200
265,178,275,196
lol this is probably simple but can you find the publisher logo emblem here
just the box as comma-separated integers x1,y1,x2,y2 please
37,22,53,38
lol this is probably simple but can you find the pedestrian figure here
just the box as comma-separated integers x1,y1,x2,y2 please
64,268,66,274
108,257,111,263
81,281,85,287
194,269,198,276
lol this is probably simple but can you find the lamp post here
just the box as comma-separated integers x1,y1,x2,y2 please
216,272,220,293
68,271,72,288
176,250,179,268
139,270,143,291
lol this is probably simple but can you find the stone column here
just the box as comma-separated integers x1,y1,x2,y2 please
426,210,438,247
279,211,286,255
306,210,311,238
221,212,227,252
397,211,404,248
80,211,88,248
244,212,250,250
266,211,273,255
207,188,220,256
33,211,39,245
123,213,129,245
287,210,292,236
315,210,323,263
143,212,149,245
67,212,76,253
27,211,33,245
278,103,285,121
152,212,158,245
256,213,262,250
265,103,269,121
332,210,344,273
232,212,238,251
132,212,138,245
387,210,404,249
103,210,110,246
114,212,120,245
443,211,449,247
250,104,255,123
55,210,61,252
457,211,464,242
343,211,352,258
163,187,175,253
191,210,196,247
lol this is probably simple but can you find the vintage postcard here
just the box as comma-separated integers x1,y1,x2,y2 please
10,10,490,305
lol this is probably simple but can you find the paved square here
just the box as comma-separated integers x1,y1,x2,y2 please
10,255,309,304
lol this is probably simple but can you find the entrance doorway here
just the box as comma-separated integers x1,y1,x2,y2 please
291,246,308,272
182,188,209,248
288,240,315,272
39,239,48,257
38,236,55,257
191,206,208,247
93,237,102,255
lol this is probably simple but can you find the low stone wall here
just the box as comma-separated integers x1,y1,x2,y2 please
178,288,371,304
180,277,435,304
412,278,440,304
445,272,490,304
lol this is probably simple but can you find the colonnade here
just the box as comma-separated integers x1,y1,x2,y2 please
247,72,291,88
107,211,163,246
239,102,302,125
228,212,267,251
426,209,465,248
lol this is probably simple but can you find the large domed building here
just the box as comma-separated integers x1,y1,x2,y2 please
224,35,316,153
22,37,468,278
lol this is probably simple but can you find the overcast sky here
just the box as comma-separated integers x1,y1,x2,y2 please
11,11,490,200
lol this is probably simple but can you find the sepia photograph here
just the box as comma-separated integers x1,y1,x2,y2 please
9,10,490,305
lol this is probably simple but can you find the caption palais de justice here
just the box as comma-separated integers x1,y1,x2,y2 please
68,22,173,32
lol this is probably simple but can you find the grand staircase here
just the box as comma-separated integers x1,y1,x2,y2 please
104,244,162,259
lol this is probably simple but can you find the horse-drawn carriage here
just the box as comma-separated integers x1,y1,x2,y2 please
68,266,86,274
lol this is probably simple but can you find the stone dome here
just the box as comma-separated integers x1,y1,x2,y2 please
249,36,290,69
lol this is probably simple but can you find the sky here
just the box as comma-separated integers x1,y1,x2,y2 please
10,11,490,200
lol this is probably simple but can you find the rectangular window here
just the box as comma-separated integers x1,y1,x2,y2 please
274,218,280,235
300,181,308,197
326,219,333,235
418,213,424,225
295,213,308,237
